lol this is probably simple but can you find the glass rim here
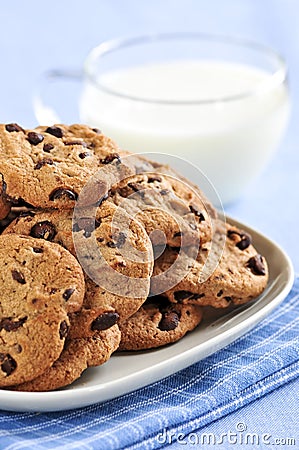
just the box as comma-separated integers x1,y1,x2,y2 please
84,32,288,105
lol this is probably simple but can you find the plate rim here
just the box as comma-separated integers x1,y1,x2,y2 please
0,216,294,412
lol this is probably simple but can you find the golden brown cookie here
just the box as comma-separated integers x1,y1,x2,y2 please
0,234,85,387
0,123,135,213
12,325,121,391
109,171,213,248
118,297,203,350
4,202,154,337
151,221,268,307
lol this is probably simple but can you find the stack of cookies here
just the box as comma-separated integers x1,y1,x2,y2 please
0,123,268,391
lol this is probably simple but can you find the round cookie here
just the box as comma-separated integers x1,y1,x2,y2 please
151,221,269,307
118,297,203,350
109,171,213,248
4,202,154,333
12,325,121,391
0,123,135,213
0,234,85,387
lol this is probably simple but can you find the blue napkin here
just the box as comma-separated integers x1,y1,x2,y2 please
0,276,298,450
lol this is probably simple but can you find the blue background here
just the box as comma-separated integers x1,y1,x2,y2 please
0,1,298,448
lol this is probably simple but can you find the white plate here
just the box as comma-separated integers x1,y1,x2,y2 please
0,217,294,412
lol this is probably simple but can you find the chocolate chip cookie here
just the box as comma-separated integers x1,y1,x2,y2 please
0,234,85,387
109,171,214,248
151,221,268,307
0,123,135,213
12,325,121,391
118,297,203,350
4,201,154,333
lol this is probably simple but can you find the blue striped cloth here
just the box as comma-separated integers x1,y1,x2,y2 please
0,276,298,450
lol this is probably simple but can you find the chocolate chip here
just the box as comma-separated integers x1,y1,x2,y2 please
159,310,179,331
59,320,69,339
5,123,24,133
43,143,54,152
72,217,101,238
116,186,132,198
236,235,252,250
116,261,126,268
34,158,54,170
50,288,58,294
174,231,183,237
227,229,252,250
27,132,44,146
107,232,127,248
32,247,43,253
160,189,169,195
122,182,145,199
174,291,193,302
78,152,91,159
217,290,223,297
11,270,26,284
128,182,145,193
92,127,101,134
189,205,205,222
0,316,27,332
247,254,266,275
100,153,121,165
91,312,119,331
63,288,75,301
148,176,162,183
30,220,57,241
45,126,63,138
0,354,17,375
97,236,104,243
65,140,87,147
49,188,78,201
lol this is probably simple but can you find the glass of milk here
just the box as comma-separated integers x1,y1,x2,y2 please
34,33,290,205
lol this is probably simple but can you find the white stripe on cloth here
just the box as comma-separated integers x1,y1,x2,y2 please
4,290,299,450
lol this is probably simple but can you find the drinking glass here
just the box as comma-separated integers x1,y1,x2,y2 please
34,32,290,205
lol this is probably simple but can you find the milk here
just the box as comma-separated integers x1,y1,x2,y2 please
80,61,289,204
